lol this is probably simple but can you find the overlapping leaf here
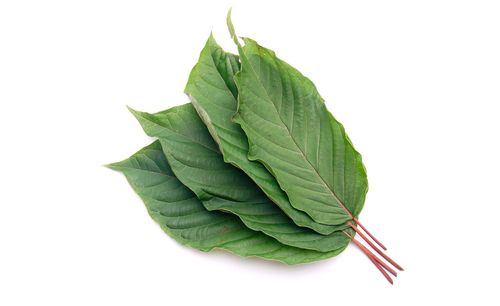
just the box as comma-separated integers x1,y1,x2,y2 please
108,141,344,264
185,35,342,235
130,104,353,252
228,15,368,225
105,13,389,271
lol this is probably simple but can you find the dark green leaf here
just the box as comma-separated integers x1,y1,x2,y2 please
229,18,368,225
108,141,344,264
130,105,352,252
185,35,342,235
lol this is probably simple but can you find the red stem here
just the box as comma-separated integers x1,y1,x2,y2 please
353,236,396,276
353,217,387,250
351,237,393,284
361,243,397,277
349,222,404,271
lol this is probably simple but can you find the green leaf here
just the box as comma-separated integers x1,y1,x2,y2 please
130,104,352,252
185,34,342,235
231,29,368,224
107,141,344,264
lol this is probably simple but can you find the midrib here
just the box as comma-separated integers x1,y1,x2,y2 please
241,49,352,219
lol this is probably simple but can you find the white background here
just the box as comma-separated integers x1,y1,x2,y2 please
1,0,499,305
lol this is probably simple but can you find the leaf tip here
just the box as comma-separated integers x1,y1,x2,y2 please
126,105,138,115
226,8,240,47
104,162,120,171
227,7,233,24
127,105,146,122
207,31,218,47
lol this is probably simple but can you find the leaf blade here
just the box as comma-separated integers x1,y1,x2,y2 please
130,105,352,252
233,37,368,225
185,35,341,234
108,141,345,264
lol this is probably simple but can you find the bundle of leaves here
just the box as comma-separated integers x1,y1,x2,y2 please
108,11,403,284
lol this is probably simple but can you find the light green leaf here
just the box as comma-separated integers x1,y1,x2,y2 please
185,34,342,235
130,104,353,252
108,141,344,264
231,25,368,224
